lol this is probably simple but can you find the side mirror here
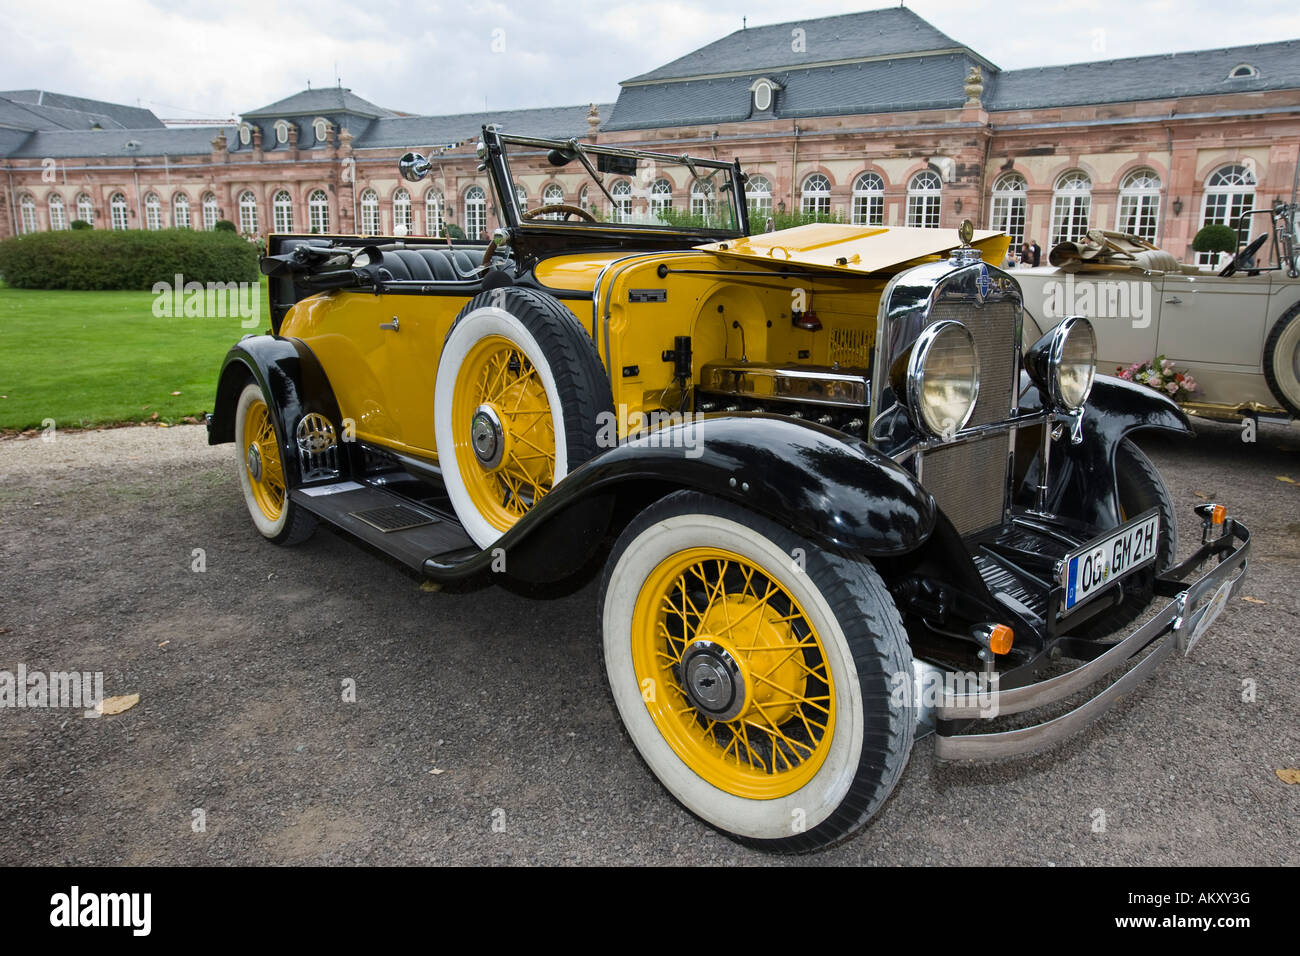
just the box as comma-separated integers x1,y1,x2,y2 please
398,152,431,183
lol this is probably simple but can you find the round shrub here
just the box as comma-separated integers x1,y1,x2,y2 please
1193,224,1239,254
69,219,93,230
214,219,237,233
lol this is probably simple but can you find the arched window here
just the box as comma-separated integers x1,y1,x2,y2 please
1116,168,1161,243
238,190,258,234
906,171,942,228
274,121,290,145
1050,171,1092,246
144,192,162,231
648,179,673,219
109,192,129,230
425,189,444,237
989,172,1027,247
393,188,413,235
238,123,251,146
852,172,884,227
801,173,831,217
512,184,527,216
610,180,632,223
745,175,772,221
1228,64,1258,79
18,194,37,233
691,180,715,225
48,194,67,231
578,185,590,214
272,190,293,233
464,185,486,240
76,193,94,227
542,183,564,206
172,192,191,229
1199,163,1257,266
359,188,380,234
308,190,329,233
201,192,218,230
313,117,329,142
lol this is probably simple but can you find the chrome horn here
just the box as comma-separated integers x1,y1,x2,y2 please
398,151,432,183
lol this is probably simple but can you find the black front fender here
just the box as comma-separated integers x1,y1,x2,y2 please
430,414,938,582
207,335,346,484
1022,374,1192,528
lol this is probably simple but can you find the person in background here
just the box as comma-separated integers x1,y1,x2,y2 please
1004,249,1019,269
1030,239,1042,267
1020,241,1032,265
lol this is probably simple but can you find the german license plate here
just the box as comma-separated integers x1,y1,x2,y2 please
1062,509,1160,613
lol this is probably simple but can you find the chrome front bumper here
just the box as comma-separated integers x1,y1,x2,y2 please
934,509,1251,760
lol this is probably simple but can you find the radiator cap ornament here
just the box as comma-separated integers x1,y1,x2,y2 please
949,218,983,267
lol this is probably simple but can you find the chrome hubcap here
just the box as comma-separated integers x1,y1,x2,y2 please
470,404,505,469
246,443,263,481
680,640,746,721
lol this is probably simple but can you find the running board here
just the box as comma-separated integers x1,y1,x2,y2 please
291,482,475,570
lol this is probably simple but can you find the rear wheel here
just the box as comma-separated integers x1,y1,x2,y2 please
1074,438,1176,638
1263,302,1300,418
233,382,317,545
600,491,915,853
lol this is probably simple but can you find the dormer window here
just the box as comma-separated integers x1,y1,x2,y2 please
749,77,781,114
274,120,291,145
238,123,251,146
1228,63,1258,79
313,117,329,142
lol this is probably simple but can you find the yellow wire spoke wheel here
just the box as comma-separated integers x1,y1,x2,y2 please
450,334,557,533
632,547,835,800
242,396,286,521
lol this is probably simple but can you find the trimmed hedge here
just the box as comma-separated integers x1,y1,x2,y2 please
0,229,258,290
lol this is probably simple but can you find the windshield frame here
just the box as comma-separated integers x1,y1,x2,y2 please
481,126,750,239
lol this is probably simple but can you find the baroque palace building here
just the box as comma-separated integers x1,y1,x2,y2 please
3,7,1299,266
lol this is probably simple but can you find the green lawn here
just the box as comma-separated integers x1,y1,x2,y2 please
0,281,268,431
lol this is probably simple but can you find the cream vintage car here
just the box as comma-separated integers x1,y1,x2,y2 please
1012,202,1300,424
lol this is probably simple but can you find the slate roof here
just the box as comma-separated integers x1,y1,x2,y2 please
985,39,1300,110
242,88,395,119
622,7,972,83
354,104,613,149
0,90,163,129
5,125,235,159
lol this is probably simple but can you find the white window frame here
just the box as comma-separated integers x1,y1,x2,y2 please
274,121,290,145
425,189,444,237
464,185,486,239
172,192,191,229
746,175,772,221
691,181,715,224
110,192,130,230
201,192,218,231
272,189,293,233
989,172,1027,247
1115,168,1161,244
393,187,413,235
144,192,162,231
238,124,251,146
360,188,380,234
18,194,37,233
48,193,67,231
1199,164,1257,267
610,180,632,223
852,172,884,227
308,189,330,233
76,193,94,227
801,173,831,218
313,117,328,142
238,190,258,234
906,171,942,228
1050,170,1092,247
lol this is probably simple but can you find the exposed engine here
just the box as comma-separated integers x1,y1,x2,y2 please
695,360,870,437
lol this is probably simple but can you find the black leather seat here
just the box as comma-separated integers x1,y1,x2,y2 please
376,247,480,282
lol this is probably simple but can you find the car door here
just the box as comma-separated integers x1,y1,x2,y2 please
1157,272,1270,369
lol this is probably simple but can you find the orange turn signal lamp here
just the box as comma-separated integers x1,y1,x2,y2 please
987,624,1015,656
1211,504,1227,526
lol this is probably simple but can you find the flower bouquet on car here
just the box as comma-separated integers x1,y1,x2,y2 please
1117,355,1199,401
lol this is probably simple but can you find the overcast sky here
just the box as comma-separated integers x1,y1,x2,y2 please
3,0,1299,121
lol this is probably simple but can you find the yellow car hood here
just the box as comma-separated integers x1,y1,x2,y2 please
696,223,1009,274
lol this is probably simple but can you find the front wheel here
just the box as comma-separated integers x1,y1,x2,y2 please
1263,302,1300,418
599,491,915,853
233,381,317,546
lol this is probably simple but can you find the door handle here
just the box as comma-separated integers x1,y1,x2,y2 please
1164,296,1182,305
380,317,400,331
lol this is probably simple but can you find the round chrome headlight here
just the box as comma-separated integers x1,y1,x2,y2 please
905,320,981,438
1027,315,1097,411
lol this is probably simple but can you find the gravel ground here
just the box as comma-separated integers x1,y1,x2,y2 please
0,419,1296,865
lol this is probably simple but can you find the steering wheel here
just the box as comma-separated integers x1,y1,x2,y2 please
1219,233,1268,277
521,203,597,223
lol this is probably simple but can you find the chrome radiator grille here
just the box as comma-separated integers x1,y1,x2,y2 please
922,299,1018,535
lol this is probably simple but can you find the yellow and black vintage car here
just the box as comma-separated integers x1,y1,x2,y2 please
209,127,1250,852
